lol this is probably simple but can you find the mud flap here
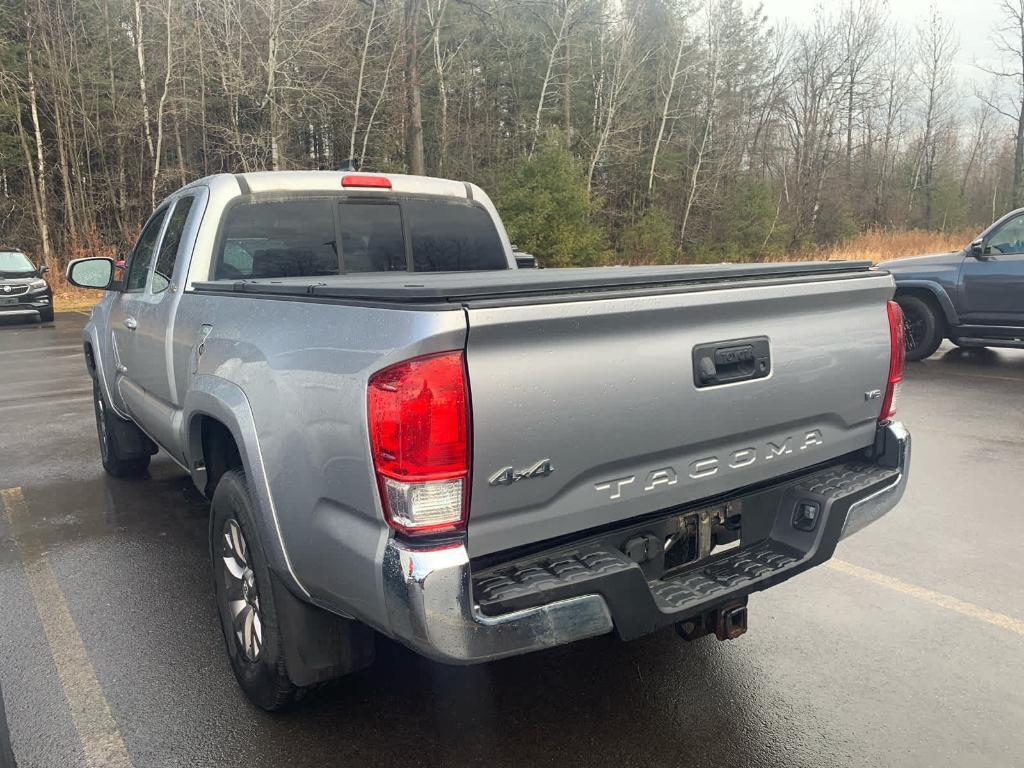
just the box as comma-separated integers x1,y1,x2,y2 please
269,571,376,687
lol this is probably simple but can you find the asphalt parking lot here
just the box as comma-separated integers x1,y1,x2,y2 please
1,310,1022,768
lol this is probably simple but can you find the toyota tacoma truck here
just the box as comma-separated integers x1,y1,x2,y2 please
68,171,911,710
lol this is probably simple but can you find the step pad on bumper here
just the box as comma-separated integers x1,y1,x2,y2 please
798,462,898,501
649,542,798,610
476,550,635,608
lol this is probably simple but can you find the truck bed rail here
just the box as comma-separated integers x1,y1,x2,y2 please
191,261,876,306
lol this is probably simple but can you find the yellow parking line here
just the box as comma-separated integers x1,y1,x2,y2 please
0,488,135,768
828,558,1024,638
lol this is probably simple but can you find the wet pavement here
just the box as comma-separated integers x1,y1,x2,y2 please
1,311,1022,768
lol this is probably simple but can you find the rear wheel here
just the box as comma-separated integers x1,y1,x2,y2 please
92,382,150,477
895,294,943,362
211,469,305,711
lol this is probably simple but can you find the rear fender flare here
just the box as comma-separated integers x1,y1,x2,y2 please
893,280,958,326
184,375,311,600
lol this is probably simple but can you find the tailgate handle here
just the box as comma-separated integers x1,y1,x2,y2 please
693,337,771,388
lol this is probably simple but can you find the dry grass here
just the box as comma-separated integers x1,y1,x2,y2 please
797,228,973,264
45,227,972,311
45,236,112,312
51,271,104,312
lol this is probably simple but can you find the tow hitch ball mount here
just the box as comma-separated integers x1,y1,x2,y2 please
675,598,749,642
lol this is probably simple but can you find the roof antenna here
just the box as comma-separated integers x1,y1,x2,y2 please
338,158,359,172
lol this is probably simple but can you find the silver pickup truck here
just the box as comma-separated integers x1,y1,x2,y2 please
68,171,911,710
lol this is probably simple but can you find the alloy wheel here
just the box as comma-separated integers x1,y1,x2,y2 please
220,519,263,662
902,308,925,353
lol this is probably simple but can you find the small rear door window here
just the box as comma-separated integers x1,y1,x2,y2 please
152,196,195,293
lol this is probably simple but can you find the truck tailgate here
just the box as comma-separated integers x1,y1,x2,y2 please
464,270,894,556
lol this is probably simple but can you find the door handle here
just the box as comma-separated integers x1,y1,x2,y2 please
692,336,771,388
123,317,137,330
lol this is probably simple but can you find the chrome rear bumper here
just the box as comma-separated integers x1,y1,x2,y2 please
382,421,909,665
840,421,910,539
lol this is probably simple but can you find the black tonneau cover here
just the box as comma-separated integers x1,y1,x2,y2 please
191,261,876,304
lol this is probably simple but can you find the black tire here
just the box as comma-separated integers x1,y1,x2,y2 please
211,469,305,711
895,294,943,362
40,307,54,323
92,381,151,477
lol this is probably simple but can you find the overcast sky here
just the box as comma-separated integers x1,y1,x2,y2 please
751,0,1002,89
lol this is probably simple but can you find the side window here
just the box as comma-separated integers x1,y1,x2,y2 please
152,197,195,293
986,215,1024,255
125,207,169,292
214,199,338,280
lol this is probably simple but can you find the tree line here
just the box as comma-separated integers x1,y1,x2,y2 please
2,0,1024,269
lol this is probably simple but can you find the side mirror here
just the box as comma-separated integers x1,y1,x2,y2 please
67,257,115,290
969,238,994,261
38,264,49,275
515,253,538,269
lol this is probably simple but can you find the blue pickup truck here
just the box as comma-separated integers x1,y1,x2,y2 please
881,209,1024,361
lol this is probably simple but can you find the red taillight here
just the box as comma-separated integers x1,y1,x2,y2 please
368,351,470,535
880,300,905,422
342,174,391,189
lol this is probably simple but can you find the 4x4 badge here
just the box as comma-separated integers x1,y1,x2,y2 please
488,459,555,487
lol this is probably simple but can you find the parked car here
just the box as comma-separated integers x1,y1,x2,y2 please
879,210,1024,361
68,171,910,711
0,247,54,323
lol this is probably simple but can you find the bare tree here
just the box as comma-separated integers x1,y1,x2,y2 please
980,0,1024,207
23,9,53,266
909,4,958,225
587,13,646,191
872,25,911,223
528,0,576,157
350,0,380,161
839,0,885,181
648,16,693,196
782,12,846,245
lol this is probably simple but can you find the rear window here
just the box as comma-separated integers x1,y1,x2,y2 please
217,199,339,280
213,197,507,279
405,199,508,272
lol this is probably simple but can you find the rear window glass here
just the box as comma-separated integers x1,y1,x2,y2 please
217,199,339,280
405,199,508,272
338,202,407,272
213,197,506,279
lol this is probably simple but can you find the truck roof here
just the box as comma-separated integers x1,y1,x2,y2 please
184,170,474,200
